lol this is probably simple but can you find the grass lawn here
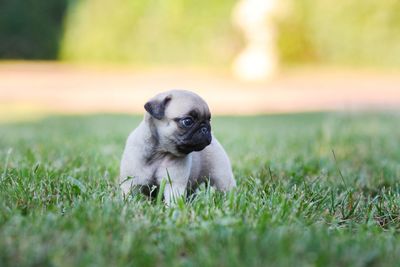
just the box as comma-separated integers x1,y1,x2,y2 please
1,112,400,266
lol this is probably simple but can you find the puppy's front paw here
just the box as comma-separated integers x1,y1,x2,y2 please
163,184,186,206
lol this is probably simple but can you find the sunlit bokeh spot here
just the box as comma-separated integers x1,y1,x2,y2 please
232,0,278,81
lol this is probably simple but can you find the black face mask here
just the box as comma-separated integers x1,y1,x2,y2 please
176,120,212,154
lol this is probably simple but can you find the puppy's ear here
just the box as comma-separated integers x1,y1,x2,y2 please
144,95,172,120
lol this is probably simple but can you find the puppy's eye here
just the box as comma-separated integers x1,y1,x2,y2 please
181,118,194,128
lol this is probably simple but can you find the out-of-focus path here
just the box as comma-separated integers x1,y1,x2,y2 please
1,62,399,120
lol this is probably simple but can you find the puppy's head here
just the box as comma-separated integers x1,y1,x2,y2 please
144,90,212,156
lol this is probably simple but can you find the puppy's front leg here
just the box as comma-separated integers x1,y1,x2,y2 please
163,182,187,205
203,138,236,192
157,156,191,205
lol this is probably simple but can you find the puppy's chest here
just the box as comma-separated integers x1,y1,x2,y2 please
149,156,191,184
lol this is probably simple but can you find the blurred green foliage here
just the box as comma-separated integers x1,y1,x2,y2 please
276,0,400,67
0,0,68,59
1,0,400,67
60,0,241,66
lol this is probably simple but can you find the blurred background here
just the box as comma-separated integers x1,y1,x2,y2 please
1,0,400,121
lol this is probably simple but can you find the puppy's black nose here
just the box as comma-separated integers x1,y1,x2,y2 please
200,127,208,135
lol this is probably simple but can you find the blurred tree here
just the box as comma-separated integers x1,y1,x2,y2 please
0,0,68,59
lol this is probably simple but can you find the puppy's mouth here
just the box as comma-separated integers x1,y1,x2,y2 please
176,134,212,154
177,138,211,154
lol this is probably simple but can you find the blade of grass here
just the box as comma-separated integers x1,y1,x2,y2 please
1,148,12,182
157,178,167,205
332,149,347,187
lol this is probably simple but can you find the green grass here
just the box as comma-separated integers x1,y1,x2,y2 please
1,112,400,267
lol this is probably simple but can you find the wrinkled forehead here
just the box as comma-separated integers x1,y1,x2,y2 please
165,95,210,119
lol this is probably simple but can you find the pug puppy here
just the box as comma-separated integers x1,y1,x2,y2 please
120,90,236,204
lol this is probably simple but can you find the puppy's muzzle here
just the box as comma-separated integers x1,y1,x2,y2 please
177,123,212,154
